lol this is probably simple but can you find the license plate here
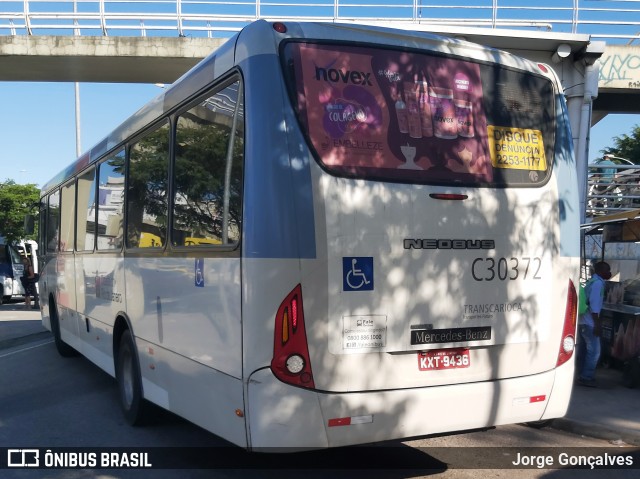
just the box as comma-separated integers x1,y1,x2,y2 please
418,348,470,371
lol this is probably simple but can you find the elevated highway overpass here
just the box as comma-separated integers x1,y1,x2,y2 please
594,44,640,119
0,35,225,84
0,31,637,122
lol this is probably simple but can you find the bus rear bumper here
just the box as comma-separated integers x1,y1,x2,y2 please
247,363,573,450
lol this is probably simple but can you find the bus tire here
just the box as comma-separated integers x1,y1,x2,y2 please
525,419,553,429
116,329,149,426
49,298,78,357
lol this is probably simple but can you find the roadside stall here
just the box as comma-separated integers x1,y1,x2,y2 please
583,209,640,385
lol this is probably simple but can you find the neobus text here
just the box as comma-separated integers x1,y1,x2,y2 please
404,239,495,250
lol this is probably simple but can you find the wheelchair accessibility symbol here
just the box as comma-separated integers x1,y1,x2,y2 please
343,257,374,291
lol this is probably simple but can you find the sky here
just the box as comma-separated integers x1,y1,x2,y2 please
0,82,161,188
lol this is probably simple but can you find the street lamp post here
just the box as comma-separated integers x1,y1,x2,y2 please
74,1,81,158
603,154,635,165
75,83,81,158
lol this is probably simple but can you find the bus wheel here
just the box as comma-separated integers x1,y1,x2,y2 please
49,298,77,357
526,419,553,429
116,329,149,426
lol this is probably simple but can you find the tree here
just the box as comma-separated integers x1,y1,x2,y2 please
601,124,640,164
0,180,40,243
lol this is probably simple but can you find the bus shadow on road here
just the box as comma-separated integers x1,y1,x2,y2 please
134,405,447,475
139,444,448,476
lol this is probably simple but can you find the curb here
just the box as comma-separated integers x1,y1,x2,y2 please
551,417,640,447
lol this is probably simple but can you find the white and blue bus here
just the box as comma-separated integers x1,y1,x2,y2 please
0,238,38,304
0,238,23,304
38,20,580,450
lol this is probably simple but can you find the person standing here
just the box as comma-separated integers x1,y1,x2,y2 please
577,261,611,387
20,256,36,310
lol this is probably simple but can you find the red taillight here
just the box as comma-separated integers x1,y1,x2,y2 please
557,279,578,367
291,297,298,331
271,284,315,388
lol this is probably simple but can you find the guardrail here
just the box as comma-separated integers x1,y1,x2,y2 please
587,164,640,218
0,0,639,41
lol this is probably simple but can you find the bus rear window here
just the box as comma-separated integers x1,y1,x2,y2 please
282,42,555,187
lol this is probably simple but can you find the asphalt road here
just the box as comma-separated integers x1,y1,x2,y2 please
1,303,639,479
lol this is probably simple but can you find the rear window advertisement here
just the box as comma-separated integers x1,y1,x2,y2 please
286,43,550,186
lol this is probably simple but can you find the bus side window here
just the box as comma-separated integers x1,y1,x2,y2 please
46,190,60,253
39,200,47,255
60,181,76,252
172,80,244,247
127,121,170,249
76,167,97,252
97,150,125,251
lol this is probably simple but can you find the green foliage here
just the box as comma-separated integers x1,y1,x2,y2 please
127,124,171,246
122,109,243,246
173,121,243,240
0,180,40,243
601,124,640,164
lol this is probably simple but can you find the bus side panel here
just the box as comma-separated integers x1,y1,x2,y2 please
530,95,581,419
541,356,574,420
239,57,316,260
75,253,121,358
554,94,581,260
123,256,246,445
135,336,248,448
39,258,52,331
123,257,242,378
239,44,321,422
44,253,81,350
75,253,108,325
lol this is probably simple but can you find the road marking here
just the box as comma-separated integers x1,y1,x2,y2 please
0,339,54,359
